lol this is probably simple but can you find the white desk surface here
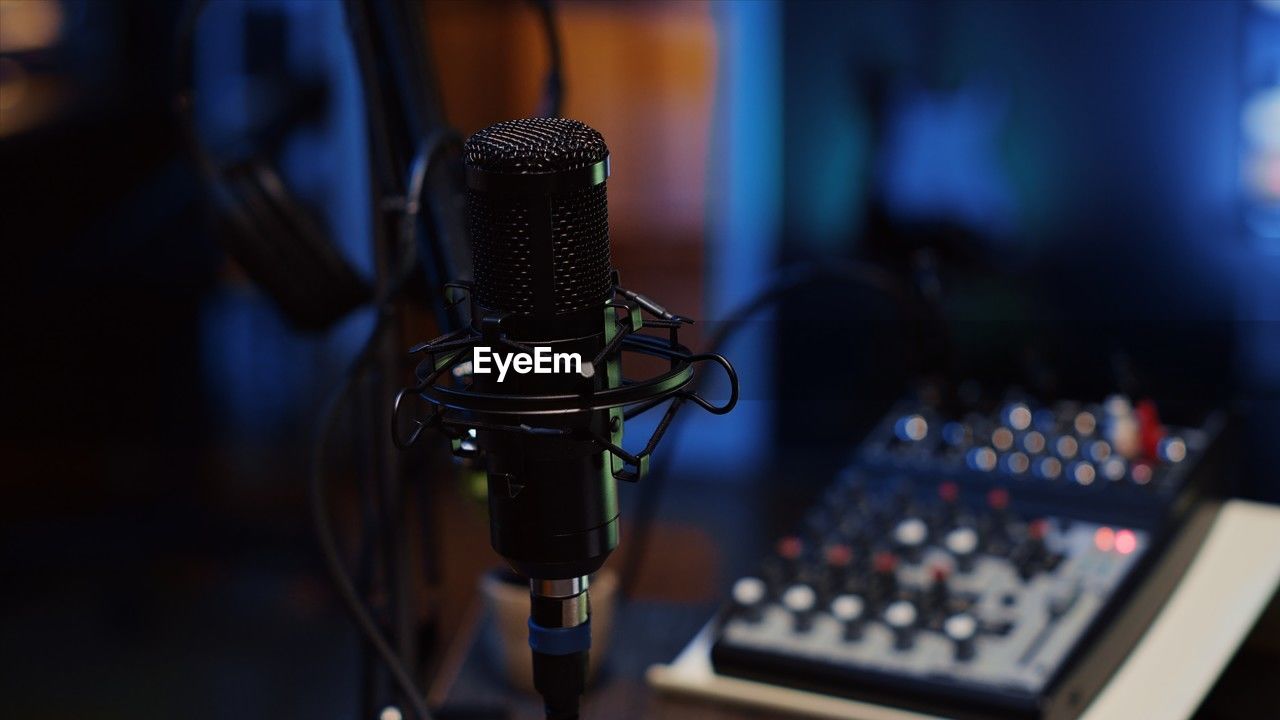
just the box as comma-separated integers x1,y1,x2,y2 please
647,499,1280,720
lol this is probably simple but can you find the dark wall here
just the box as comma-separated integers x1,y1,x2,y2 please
776,0,1249,463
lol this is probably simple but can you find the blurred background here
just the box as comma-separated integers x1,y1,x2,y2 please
2,0,1278,718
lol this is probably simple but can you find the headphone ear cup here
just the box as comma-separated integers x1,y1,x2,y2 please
214,160,372,330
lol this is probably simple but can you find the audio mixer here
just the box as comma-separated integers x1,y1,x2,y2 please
710,392,1224,719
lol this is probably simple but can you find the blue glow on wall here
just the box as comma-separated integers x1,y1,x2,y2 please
878,81,1014,235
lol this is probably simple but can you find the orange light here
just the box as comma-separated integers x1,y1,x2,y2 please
1094,526,1115,552
1115,529,1138,555
0,0,64,53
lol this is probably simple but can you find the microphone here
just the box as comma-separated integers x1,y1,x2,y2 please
468,118,617,720
394,117,738,719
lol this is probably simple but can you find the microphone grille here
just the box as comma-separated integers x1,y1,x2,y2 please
467,183,611,319
464,118,608,174
550,182,611,314
468,193,537,315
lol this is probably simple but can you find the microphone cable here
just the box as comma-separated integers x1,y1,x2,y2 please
530,0,564,118
309,131,459,720
617,259,917,600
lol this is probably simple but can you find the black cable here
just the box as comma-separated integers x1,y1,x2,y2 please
617,260,909,600
311,312,432,720
309,134,456,720
179,1,462,714
530,0,564,117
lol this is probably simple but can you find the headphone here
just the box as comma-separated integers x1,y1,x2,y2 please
175,0,372,331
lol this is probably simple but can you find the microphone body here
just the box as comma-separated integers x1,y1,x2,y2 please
463,118,620,719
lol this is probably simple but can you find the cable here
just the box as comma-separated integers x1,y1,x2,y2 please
617,259,911,600
530,0,564,117
310,313,432,720
308,134,456,720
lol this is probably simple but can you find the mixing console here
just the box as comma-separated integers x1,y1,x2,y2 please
858,394,1215,526
711,392,1223,719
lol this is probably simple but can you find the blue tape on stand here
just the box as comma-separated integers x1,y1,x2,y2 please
528,618,592,656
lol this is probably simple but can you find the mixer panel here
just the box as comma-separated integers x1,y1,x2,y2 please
711,392,1222,719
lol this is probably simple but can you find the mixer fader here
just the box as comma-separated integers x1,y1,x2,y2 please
711,392,1224,719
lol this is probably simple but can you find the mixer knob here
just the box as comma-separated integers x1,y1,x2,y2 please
884,599,918,650
1101,457,1127,482
982,488,1013,554
1002,402,1033,432
1084,439,1112,463
730,576,767,622
937,481,960,505
943,612,979,661
894,414,929,442
1158,436,1187,464
822,543,854,592
1073,410,1098,436
966,446,999,472
871,551,899,601
893,517,929,562
1015,518,1050,580
944,526,980,572
781,584,817,633
1055,435,1080,460
777,535,804,560
762,535,804,590
925,564,951,616
991,426,1016,452
1068,460,1097,486
933,481,960,528
1131,461,1154,485
1000,451,1031,475
824,543,854,569
987,487,1010,513
1034,456,1063,481
830,593,866,641
1021,430,1047,454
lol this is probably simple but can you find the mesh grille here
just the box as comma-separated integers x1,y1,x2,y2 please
551,183,611,314
465,118,608,174
468,191,535,314
466,118,612,318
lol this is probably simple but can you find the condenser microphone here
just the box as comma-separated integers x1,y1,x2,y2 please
395,117,738,720
465,118,617,720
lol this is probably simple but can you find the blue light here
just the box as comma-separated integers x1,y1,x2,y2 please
878,81,1014,235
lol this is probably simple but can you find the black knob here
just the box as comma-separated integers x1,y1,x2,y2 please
762,536,804,591
884,599,918,651
822,543,854,595
893,517,929,563
830,593,866,641
730,576,767,623
871,551,899,602
934,481,960,528
945,526,980,573
781,583,817,633
1015,518,1049,581
944,612,979,661
925,564,951,617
